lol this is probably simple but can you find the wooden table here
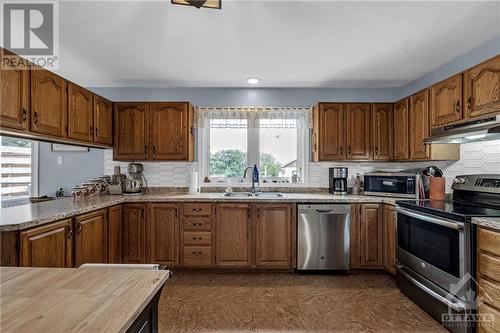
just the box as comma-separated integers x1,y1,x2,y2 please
0,267,170,333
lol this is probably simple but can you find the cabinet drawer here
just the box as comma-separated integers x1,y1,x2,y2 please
479,252,500,284
183,246,212,267
183,232,212,246
479,228,500,257
183,218,212,231
479,278,500,311
478,303,500,333
184,203,212,216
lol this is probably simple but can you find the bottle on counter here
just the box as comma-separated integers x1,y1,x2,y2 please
252,164,259,184
353,173,361,195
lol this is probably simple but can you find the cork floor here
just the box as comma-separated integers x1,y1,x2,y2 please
158,271,446,332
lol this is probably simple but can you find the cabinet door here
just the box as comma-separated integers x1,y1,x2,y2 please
349,205,362,269
464,55,500,119
313,103,345,161
20,219,73,268
409,90,430,160
114,103,148,160
75,209,108,266
255,204,292,268
372,104,393,160
31,69,67,138
149,102,193,161
393,98,410,160
108,205,123,264
93,95,113,146
216,204,251,267
430,74,463,127
123,204,146,263
0,52,30,131
346,103,372,160
149,203,179,266
383,205,397,275
360,204,382,267
68,83,93,142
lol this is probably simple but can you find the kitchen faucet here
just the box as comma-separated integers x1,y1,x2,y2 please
243,166,258,193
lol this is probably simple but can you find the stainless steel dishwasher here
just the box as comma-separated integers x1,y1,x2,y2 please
297,204,351,271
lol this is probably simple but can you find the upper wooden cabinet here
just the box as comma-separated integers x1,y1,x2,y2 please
409,89,430,160
123,203,147,264
20,219,73,268
393,98,409,160
0,52,30,131
150,102,194,161
114,102,194,161
31,69,67,138
346,104,372,160
148,203,179,266
114,103,149,160
312,103,345,161
430,73,463,127
464,55,500,119
372,104,393,160
74,209,108,267
93,95,113,146
68,83,94,142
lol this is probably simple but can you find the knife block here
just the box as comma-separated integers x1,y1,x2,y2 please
429,177,446,200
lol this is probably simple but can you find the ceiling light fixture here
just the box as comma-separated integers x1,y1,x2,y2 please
171,0,221,9
247,77,260,84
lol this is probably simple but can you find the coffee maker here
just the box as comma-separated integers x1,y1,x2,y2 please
329,167,348,195
121,163,147,195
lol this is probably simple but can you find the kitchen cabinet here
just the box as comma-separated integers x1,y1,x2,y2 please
349,205,362,269
68,82,94,142
31,69,68,138
20,219,73,268
74,209,108,267
255,204,293,268
108,205,123,264
409,89,430,160
148,203,179,266
430,73,463,127
114,103,149,160
182,202,214,267
93,95,113,146
149,102,194,161
464,55,500,119
372,103,393,160
312,103,346,161
346,103,372,160
360,204,383,267
477,226,500,332
383,205,397,275
123,203,147,263
393,98,410,160
216,203,252,267
0,51,30,131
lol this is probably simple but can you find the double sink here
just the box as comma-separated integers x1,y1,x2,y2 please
222,192,286,198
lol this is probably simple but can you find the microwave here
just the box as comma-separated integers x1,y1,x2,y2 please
364,172,419,198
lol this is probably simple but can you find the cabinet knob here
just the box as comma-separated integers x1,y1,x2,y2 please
33,111,39,125
467,96,472,110
21,108,27,121
455,101,461,113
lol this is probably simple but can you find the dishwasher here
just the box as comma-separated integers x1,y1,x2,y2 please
297,204,351,271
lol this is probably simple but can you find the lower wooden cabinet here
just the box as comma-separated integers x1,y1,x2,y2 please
148,203,179,266
20,219,73,268
123,203,147,264
107,205,123,263
350,204,383,269
383,205,397,275
75,209,108,267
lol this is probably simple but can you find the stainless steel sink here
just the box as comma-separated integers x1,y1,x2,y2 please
254,192,286,198
222,192,254,197
221,192,286,198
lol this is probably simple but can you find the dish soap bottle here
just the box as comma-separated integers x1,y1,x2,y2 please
252,164,259,189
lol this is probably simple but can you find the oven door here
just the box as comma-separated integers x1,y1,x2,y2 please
364,175,416,198
396,207,467,295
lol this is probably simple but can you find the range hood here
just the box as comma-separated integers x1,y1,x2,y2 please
425,115,500,144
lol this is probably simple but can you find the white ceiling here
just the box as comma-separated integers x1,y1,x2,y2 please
56,0,500,88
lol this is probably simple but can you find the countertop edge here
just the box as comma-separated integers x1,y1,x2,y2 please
471,217,500,231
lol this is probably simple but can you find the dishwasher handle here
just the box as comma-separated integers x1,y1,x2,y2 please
315,209,335,214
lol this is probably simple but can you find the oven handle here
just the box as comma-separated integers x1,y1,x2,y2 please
396,207,464,230
397,266,466,312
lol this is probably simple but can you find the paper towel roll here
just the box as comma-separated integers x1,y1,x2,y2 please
189,171,198,194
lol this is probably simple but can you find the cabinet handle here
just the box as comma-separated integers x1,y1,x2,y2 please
174,209,178,219
257,209,260,218
347,146,351,155
467,96,472,110
144,145,148,154
67,226,73,239
192,208,202,212
22,108,27,121
375,146,379,155
192,237,202,241
76,223,82,235
89,125,93,134
192,222,202,226
95,127,99,136
152,145,156,155
340,146,343,156
455,101,461,113
33,111,39,125
247,208,251,218
192,251,202,255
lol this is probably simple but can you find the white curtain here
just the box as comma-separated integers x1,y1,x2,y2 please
194,107,312,129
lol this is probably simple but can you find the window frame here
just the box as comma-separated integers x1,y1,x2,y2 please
198,121,309,187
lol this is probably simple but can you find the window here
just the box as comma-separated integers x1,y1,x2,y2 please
198,107,310,185
0,136,38,207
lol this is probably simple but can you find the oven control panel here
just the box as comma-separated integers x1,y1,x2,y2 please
475,178,500,188
452,174,500,193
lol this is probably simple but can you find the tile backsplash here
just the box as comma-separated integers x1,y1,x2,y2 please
104,140,500,193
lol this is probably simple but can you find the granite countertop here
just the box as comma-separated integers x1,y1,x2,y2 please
471,217,500,231
0,192,401,231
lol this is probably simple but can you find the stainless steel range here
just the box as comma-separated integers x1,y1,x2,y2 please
396,174,500,333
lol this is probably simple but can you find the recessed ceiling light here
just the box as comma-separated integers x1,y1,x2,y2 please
247,77,260,84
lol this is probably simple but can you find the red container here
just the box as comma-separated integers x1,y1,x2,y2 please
429,177,446,200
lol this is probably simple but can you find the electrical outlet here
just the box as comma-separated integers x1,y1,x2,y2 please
57,156,63,165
